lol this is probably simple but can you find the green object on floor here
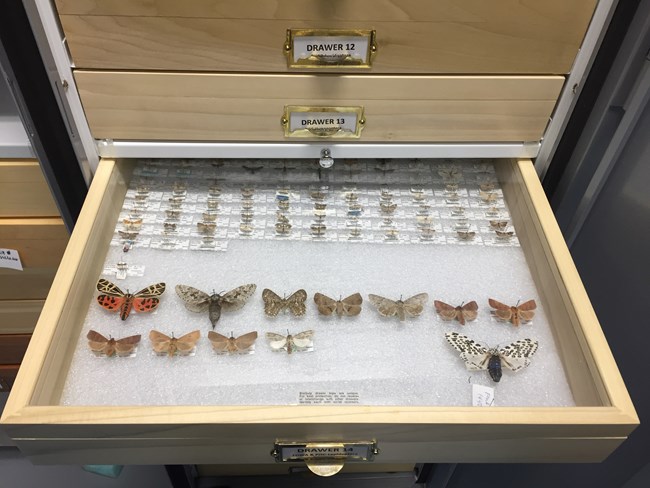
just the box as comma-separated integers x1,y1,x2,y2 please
82,465,124,478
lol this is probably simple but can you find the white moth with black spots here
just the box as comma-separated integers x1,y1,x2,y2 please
445,332,538,383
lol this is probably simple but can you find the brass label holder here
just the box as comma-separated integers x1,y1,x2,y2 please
281,106,365,138
284,29,377,68
271,441,379,477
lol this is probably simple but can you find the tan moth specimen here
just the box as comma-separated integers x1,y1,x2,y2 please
368,293,429,321
149,330,201,356
208,331,258,354
86,330,141,357
434,300,479,325
266,330,314,354
175,284,257,328
489,298,537,326
313,293,363,317
262,289,308,316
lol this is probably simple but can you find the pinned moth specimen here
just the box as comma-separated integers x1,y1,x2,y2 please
489,220,509,231
208,185,222,197
456,230,476,240
434,300,478,325
479,190,498,203
241,187,255,198
262,288,308,317
118,230,139,241
96,279,166,320
495,230,515,240
243,165,264,174
87,330,141,357
310,190,327,201
314,292,363,317
368,293,429,321
202,212,218,222
380,202,397,214
197,221,217,235
489,298,536,326
480,182,496,192
208,331,258,354
122,217,143,231
206,198,219,210
445,183,459,192
149,330,201,356
267,330,314,354
163,222,177,234
239,223,254,235
485,206,500,217
438,168,461,180
175,283,257,328
275,222,292,234
165,209,181,220
445,332,539,383
310,224,327,237
420,227,436,240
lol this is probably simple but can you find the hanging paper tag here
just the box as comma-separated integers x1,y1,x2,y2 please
472,384,495,407
0,248,23,271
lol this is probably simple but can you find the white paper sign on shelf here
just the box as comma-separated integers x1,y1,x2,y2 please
0,248,23,271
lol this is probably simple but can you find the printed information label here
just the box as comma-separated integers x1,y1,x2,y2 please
298,391,360,405
293,35,369,64
0,248,23,271
289,111,358,135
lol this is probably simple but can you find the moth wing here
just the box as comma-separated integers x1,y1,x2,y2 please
149,330,172,353
220,284,257,311
175,330,201,352
402,293,429,317
489,298,513,321
208,331,230,352
87,330,110,353
97,279,124,296
517,300,537,322
340,293,363,316
314,292,337,316
287,289,308,316
262,289,285,316
434,300,459,321
445,332,490,370
368,294,398,317
86,330,109,343
461,301,479,322
499,339,539,371
175,284,211,312
134,282,166,298
291,330,314,348
132,297,160,313
233,331,258,350
114,334,142,354
97,294,125,311
266,332,288,350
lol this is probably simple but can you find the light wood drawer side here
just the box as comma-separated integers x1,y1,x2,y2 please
56,0,596,74
75,72,564,143
0,161,60,218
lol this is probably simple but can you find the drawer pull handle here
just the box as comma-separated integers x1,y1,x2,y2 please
285,29,377,69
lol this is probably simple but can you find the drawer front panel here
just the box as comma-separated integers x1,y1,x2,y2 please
56,0,596,74
0,300,45,334
75,72,563,142
0,161,60,218
0,334,32,365
0,219,68,268
0,269,58,301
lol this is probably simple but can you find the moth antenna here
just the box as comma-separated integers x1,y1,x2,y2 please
516,299,521,307
460,301,465,307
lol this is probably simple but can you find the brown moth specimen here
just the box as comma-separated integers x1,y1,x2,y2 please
266,330,314,354
149,330,201,356
457,230,475,240
488,299,537,326
208,331,258,354
368,293,429,321
314,293,363,317
87,330,141,357
489,220,509,231
434,300,478,325
262,289,308,316
175,284,257,328
479,190,498,203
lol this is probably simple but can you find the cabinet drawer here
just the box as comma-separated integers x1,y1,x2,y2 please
0,161,60,218
0,300,45,334
75,72,563,143
56,0,596,74
0,219,68,268
0,334,31,365
0,158,637,464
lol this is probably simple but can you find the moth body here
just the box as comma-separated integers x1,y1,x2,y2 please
487,353,503,382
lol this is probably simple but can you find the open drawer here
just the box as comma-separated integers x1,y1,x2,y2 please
0,157,637,465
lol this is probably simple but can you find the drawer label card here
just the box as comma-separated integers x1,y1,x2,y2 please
272,441,378,463
0,248,23,271
298,391,360,405
285,29,376,68
282,106,365,138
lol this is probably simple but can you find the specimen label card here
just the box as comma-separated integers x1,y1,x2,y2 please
298,391,360,405
289,111,358,134
0,248,23,271
472,384,495,407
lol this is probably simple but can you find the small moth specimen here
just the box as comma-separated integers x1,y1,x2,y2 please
122,217,143,231
489,298,537,326
87,330,141,357
197,221,217,235
208,331,258,354
479,190,498,203
262,289,308,316
118,230,139,241
266,330,314,354
434,300,478,325
489,220,509,230
479,182,495,192
96,279,166,320
456,230,476,240
445,332,539,383
175,284,257,328
314,292,363,317
380,202,397,214
149,330,201,356
165,209,181,220
368,293,429,321
495,230,515,240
